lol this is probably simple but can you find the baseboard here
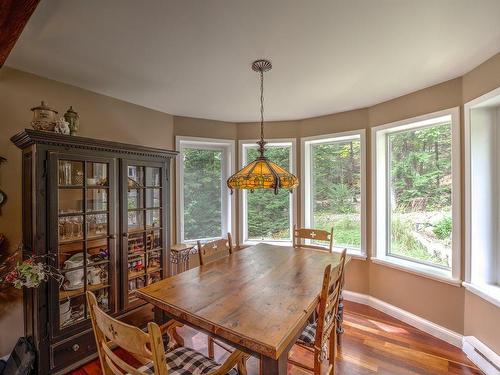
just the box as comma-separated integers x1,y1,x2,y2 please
462,336,500,375
343,290,463,347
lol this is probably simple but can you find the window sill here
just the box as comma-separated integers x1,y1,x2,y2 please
242,240,292,247
240,241,367,260
463,282,500,308
371,256,461,286
336,248,366,260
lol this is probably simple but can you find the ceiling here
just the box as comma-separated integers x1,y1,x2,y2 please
7,0,500,122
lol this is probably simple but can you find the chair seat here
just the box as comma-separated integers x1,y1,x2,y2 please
297,321,317,347
137,346,238,375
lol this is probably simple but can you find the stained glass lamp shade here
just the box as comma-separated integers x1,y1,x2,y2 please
227,152,299,194
227,59,299,195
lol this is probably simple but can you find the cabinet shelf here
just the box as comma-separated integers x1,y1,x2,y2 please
128,270,146,280
61,260,110,273
147,266,161,274
59,238,85,245
146,247,163,254
59,283,109,301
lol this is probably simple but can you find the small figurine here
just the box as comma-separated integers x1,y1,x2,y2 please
64,106,80,135
54,118,70,134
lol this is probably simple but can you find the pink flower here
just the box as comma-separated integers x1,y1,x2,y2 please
4,271,18,283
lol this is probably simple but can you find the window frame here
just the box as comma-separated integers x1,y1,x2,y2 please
464,86,500,306
175,136,235,244
238,138,297,246
301,129,367,258
371,108,461,284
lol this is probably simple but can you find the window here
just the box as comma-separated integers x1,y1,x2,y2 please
302,130,366,255
240,140,296,244
176,137,235,243
372,109,460,282
464,88,500,306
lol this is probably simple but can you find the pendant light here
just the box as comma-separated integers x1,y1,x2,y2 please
227,59,299,195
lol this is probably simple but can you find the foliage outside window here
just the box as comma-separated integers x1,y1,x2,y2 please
310,138,361,250
243,144,293,242
182,148,223,241
387,122,453,269
177,137,234,244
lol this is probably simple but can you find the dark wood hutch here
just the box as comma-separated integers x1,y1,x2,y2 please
11,129,177,374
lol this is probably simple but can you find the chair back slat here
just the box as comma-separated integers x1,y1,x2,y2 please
293,225,333,252
198,233,233,266
87,291,168,375
315,249,347,350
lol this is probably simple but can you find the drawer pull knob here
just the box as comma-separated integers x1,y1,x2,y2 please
72,344,80,352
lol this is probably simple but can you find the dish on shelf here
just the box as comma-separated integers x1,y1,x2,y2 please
64,252,84,269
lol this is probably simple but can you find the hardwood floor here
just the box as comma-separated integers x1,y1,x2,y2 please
72,301,482,375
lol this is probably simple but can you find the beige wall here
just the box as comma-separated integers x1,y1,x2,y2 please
464,291,500,354
463,52,500,104
174,116,237,140
461,52,500,354
1,52,500,357
0,67,174,355
369,264,465,332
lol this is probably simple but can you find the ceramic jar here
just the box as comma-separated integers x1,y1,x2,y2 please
64,106,80,135
31,101,58,131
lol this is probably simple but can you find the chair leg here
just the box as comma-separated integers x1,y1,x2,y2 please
208,336,215,359
237,355,249,375
329,327,337,375
313,349,322,375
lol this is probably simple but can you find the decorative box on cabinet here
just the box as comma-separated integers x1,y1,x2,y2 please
11,129,177,375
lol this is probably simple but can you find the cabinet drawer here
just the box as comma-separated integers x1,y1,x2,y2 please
51,331,96,370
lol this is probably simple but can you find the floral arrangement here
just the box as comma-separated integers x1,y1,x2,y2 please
1,239,63,290
3,256,62,289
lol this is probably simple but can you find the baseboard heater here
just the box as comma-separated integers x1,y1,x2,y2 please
462,336,500,375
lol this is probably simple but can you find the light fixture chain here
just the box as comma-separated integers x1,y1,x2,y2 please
260,70,264,144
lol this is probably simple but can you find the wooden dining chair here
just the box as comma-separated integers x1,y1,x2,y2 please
86,291,247,375
197,233,243,362
197,233,233,266
293,225,334,252
288,249,347,375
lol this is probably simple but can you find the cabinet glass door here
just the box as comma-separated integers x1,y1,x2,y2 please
54,156,116,333
124,162,166,307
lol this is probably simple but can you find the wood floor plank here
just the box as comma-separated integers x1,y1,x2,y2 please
71,300,482,375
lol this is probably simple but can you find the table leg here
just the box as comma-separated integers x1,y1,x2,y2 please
260,352,287,375
154,306,167,325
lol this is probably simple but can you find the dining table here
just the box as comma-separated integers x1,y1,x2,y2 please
135,243,349,375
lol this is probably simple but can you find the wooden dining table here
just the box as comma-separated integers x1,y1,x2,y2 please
135,243,349,374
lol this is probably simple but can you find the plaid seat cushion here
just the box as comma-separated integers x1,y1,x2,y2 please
136,346,238,375
297,321,317,346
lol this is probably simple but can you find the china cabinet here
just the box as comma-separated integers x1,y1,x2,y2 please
11,129,177,375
